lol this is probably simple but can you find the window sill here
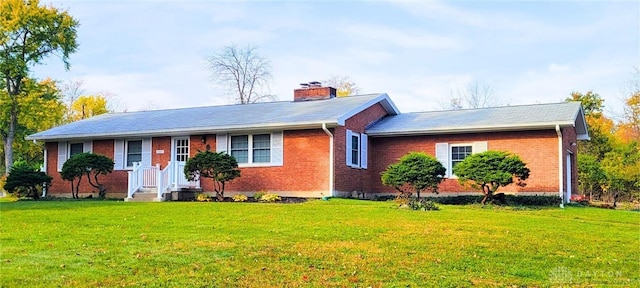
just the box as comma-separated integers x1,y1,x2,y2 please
347,164,366,170
238,163,282,168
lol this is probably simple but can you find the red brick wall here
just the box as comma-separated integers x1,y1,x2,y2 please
189,134,216,157
151,136,171,168
195,129,331,197
44,130,332,198
334,103,389,195
46,140,128,198
369,130,564,195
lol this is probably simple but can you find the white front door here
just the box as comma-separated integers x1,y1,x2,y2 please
173,137,191,187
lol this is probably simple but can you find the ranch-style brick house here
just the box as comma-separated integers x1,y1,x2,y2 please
26,85,589,203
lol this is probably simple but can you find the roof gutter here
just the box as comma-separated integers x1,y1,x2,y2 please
26,122,342,142
366,122,575,137
322,123,335,197
556,124,565,208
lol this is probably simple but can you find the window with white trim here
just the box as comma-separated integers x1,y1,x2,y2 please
346,129,368,169
230,134,271,164
58,140,93,172
69,143,84,158
351,133,360,166
451,145,473,171
126,140,142,167
435,141,488,177
252,134,271,163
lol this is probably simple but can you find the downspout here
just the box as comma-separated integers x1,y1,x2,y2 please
322,123,335,197
41,141,47,198
555,125,564,208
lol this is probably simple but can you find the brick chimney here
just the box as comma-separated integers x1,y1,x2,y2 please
294,81,337,101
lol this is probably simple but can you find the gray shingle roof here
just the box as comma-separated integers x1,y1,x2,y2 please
27,93,399,141
366,102,589,139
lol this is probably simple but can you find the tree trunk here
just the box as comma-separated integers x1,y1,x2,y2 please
4,105,17,174
480,185,490,205
74,176,82,199
217,182,225,202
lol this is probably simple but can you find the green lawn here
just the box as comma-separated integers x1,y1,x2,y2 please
0,199,638,287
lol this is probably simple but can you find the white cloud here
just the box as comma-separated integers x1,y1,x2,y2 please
31,1,638,122
344,23,465,50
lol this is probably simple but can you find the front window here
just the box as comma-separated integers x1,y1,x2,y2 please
69,143,84,158
451,145,473,171
230,135,249,163
126,140,142,167
351,134,360,166
230,134,271,164
252,134,271,163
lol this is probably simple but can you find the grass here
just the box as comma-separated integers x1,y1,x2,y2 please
0,199,638,287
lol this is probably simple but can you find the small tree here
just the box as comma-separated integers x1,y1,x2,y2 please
3,161,52,199
453,151,530,205
184,151,240,201
60,153,114,199
381,152,446,199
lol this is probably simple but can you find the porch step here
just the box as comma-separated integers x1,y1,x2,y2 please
125,192,163,202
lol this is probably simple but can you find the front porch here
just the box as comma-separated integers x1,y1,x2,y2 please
124,161,200,202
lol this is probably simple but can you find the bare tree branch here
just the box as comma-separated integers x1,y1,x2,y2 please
207,44,274,104
440,81,500,110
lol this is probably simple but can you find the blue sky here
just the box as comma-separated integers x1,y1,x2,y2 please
36,1,639,116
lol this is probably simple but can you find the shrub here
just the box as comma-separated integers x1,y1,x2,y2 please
60,153,114,199
233,194,248,202
453,151,530,205
409,199,440,211
394,193,411,208
381,152,446,199
3,162,52,199
253,191,266,201
184,151,240,201
196,193,212,202
260,193,281,203
431,195,560,206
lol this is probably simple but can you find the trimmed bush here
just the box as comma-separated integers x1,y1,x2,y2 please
233,194,248,202
3,162,51,199
260,193,281,203
253,191,267,201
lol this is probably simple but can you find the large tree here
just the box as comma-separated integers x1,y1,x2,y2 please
0,77,65,171
453,151,530,205
0,0,79,174
567,91,613,159
67,95,109,121
207,44,274,104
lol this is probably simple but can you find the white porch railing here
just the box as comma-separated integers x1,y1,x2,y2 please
157,162,172,199
142,166,158,187
127,162,143,199
127,161,200,200
175,161,199,188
